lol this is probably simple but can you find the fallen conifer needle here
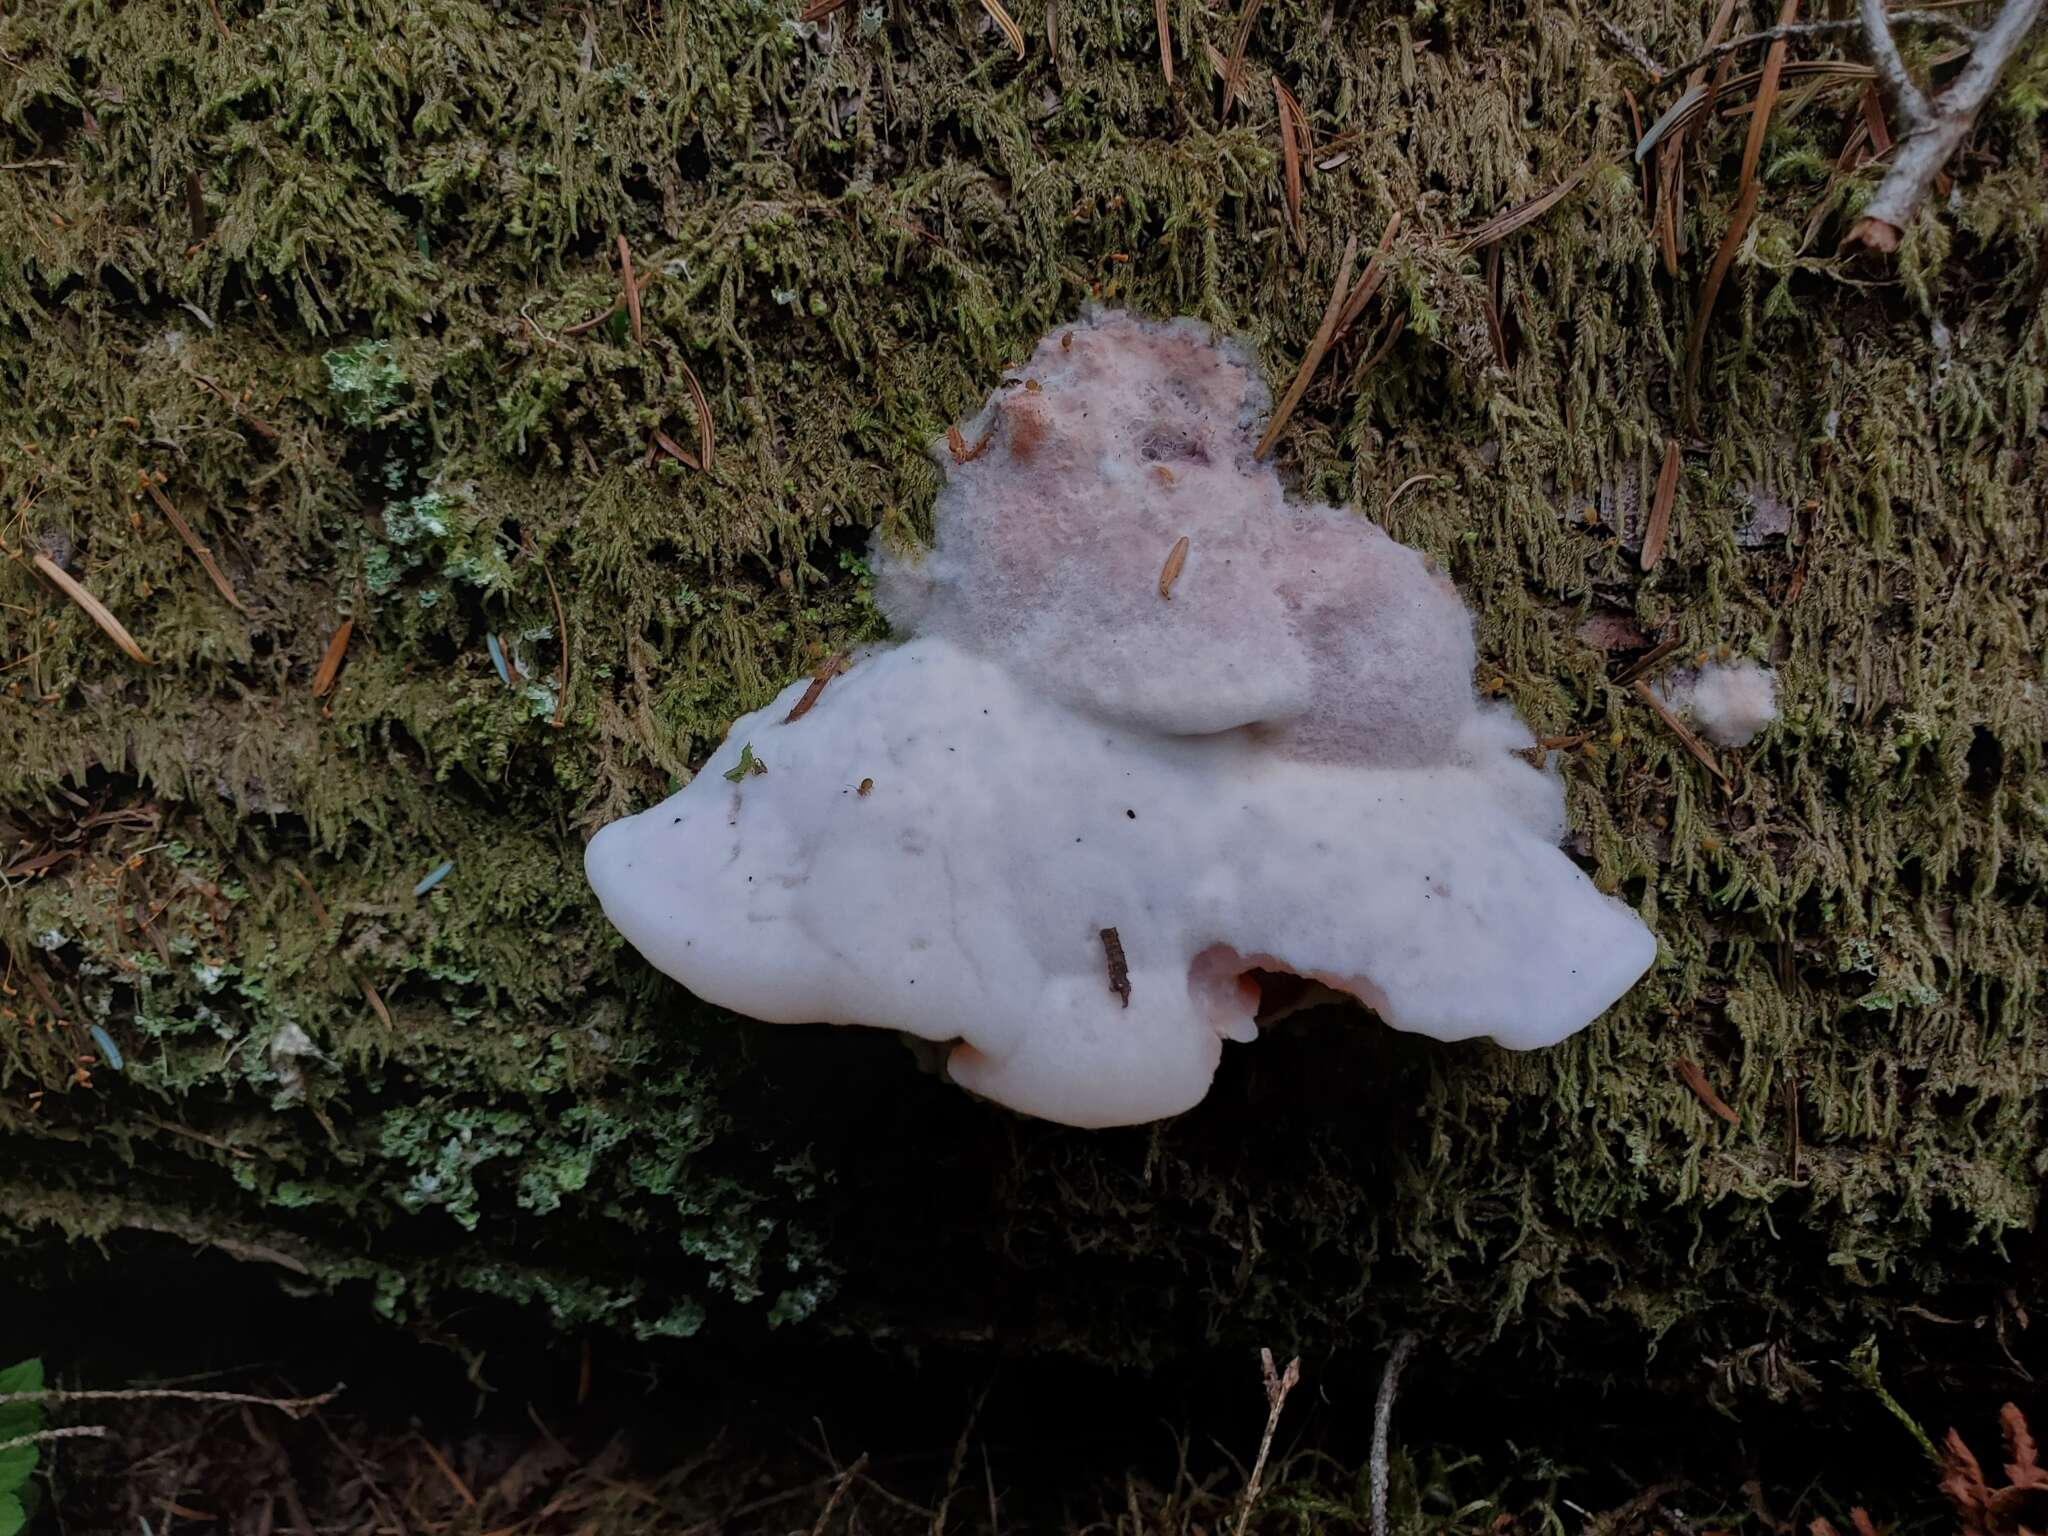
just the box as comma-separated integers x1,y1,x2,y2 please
312,618,354,698
1221,0,1265,113
33,554,150,664
651,429,701,470
1676,1058,1741,1123
679,357,715,470
1158,535,1190,599
784,652,851,723
1274,77,1307,249
1255,232,1358,460
977,0,1026,57
1457,169,1586,255
1641,438,1680,571
617,235,643,347
144,478,246,613
1633,677,1729,785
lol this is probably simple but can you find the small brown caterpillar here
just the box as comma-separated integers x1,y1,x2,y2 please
1100,926,1130,1008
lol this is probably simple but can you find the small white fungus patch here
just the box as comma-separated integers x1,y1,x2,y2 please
1688,660,1778,747
586,311,1657,1127
1659,659,1778,749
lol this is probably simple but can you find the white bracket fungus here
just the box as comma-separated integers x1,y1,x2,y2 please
587,312,1657,1128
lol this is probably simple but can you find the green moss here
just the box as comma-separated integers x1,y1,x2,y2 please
0,0,2041,1436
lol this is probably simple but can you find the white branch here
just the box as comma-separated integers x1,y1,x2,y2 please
1854,0,2045,248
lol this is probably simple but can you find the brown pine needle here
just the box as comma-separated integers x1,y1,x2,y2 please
1456,169,1585,255
1274,78,1306,250
1641,438,1681,571
1333,213,1402,337
651,428,701,470
679,358,715,470
187,371,279,439
1220,0,1265,113
617,235,643,346
1155,0,1174,83
358,975,394,1029
1676,1058,1741,1123
784,652,850,723
1684,179,1760,405
311,618,354,698
143,478,246,613
32,553,150,664
977,0,1026,57
1633,678,1729,785
1255,232,1356,460
1483,244,1508,368
1158,534,1190,599
539,553,569,729
416,1436,478,1508
1740,0,1801,198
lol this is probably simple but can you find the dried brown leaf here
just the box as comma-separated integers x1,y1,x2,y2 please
1641,438,1681,571
144,478,247,614
32,553,150,665
1158,535,1190,600
1675,1058,1740,1124
1155,0,1174,83
311,618,353,698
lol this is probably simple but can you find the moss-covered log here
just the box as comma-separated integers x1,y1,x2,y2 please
2,0,2043,1422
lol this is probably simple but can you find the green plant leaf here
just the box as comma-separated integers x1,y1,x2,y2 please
0,1359,45,1499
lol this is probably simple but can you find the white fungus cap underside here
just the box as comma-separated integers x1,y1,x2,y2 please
585,310,1658,1128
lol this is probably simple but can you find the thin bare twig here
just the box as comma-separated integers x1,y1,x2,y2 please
0,1383,341,1417
1851,0,2044,249
1649,9,1977,91
1232,1349,1301,1536
1371,1335,1419,1536
1598,17,1666,78
810,1452,870,1536
0,1425,114,1455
